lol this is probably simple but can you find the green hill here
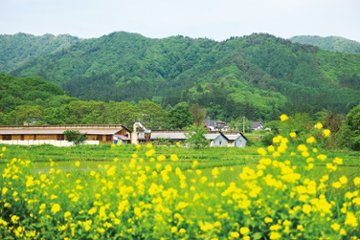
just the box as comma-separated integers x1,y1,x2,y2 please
290,35,360,54
1,32,360,120
0,33,80,72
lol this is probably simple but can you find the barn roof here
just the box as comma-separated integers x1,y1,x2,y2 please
0,125,129,135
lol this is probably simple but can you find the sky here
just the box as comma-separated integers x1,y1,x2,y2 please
0,0,359,41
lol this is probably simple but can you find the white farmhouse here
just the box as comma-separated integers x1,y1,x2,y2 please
224,133,248,147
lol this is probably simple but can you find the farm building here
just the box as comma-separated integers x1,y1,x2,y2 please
138,131,187,143
206,132,229,147
225,133,248,147
0,125,131,146
138,130,247,147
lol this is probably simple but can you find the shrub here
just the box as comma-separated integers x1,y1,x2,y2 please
64,130,87,145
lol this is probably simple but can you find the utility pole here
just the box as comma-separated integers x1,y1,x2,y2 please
242,116,246,133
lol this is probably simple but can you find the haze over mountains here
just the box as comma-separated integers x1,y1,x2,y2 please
1,32,359,120
290,35,360,54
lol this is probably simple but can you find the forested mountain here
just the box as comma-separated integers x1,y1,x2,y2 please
290,35,360,54
1,32,360,120
0,33,80,72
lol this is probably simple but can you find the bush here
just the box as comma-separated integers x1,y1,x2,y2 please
185,125,208,149
64,130,87,145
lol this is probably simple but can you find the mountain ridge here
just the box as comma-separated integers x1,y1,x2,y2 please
1,32,359,120
290,35,360,54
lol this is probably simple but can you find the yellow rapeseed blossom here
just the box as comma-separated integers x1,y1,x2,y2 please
353,177,360,186
145,149,155,157
1,146,6,152
75,161,81,167
11,215,19,224
289,132,297,138
269,231,281,240
322,129,331,138
264,217,273,223
302,204,312,215
315,122,323,129
229,231,240,238
51,203,61,214
331,223,340,231
170,154,179,162
240,227,250,235
333,157,343,165
345,212,358,228
317,154,327,161
339,176,348,185
306,136,316,144
280,114,289,122
257,148,267,156
297,144,308,152
157,155,166,161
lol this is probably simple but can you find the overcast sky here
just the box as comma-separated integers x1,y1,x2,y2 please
1,0,359,41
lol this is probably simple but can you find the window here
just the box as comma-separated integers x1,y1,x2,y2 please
97,135,103,141
3,135,11,140
20,135,24,141
57,134,65,141
106,135,112,142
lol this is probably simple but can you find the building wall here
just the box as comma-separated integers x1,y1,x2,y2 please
210,135,228,147
233,137,247,147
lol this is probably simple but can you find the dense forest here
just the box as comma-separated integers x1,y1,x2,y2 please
1,32,359,121
290,35,360,54
0,74,170,129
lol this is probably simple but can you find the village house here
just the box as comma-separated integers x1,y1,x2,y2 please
138,130,247,147
0,125,131,146
224,133,248,147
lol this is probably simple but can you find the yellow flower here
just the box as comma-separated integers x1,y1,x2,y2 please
339,176,348,185
0,218,8,226
106,166,116,176
11,215,19,224
51,203,61,214
331,223,340,231
88,207,97,215
345,212,358,228
280,114,289,122
2,187,8,195
317,154,327,161
145,149,155,157
170,154,179,162
315,122,323,129
264,217,273,223
322,129,331,138
64,211,72,219
332,182,342,189
297,144,308,152
229,231,240,238
297,225,304,231
257,148,267,156
306,136,316,144
171,226,178,234
353,177,360,186
75,161,81,167
157,155,166,161
289,132,297,138
302,204,312,214
333,157,343,165
269,231,281,240
240,227,250,235
1,146,6,152
146,143,153,148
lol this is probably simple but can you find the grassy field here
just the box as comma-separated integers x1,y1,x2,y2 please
0,134,359,239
